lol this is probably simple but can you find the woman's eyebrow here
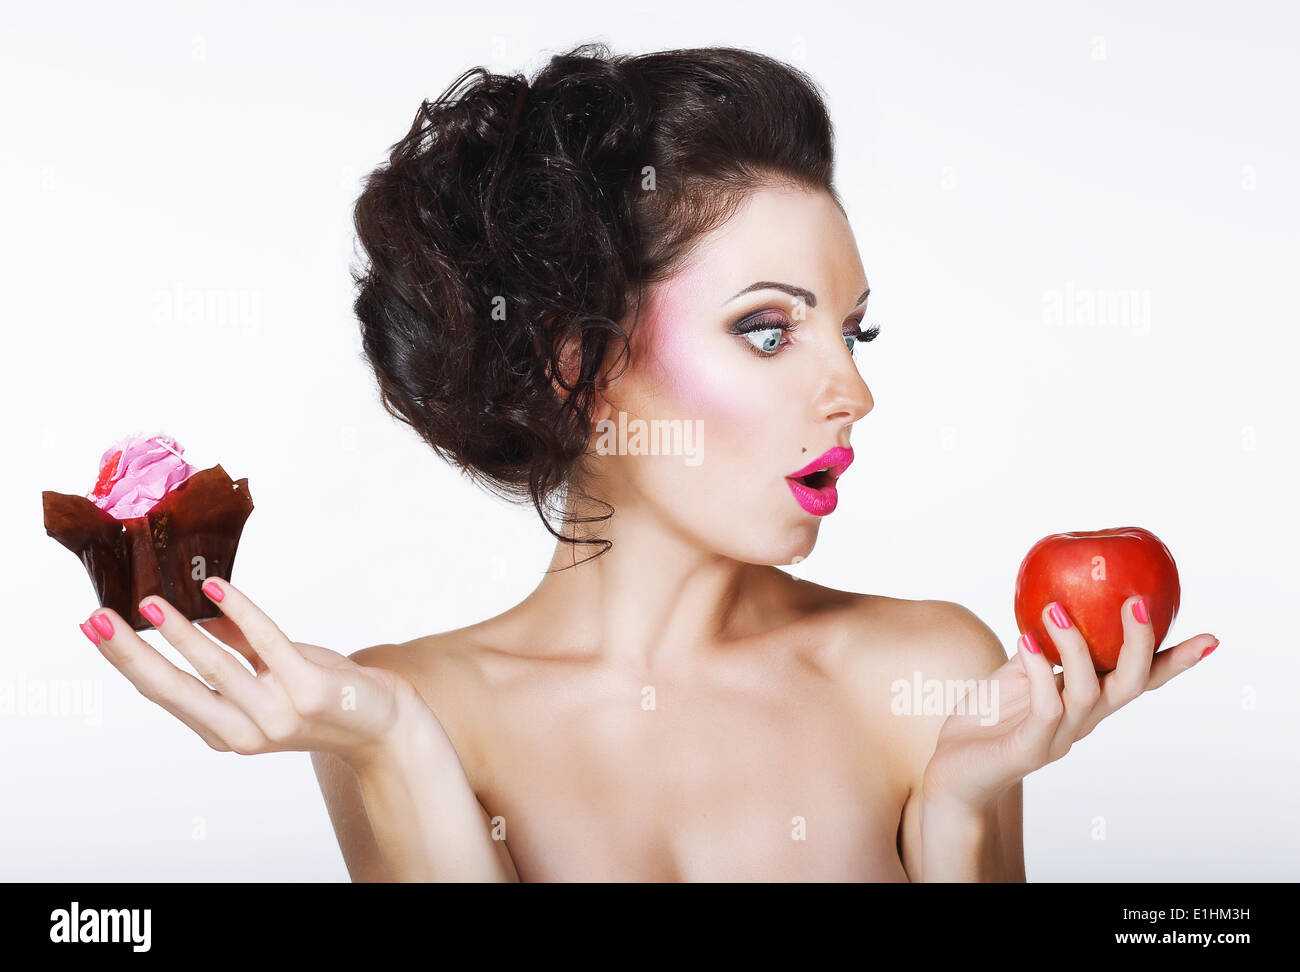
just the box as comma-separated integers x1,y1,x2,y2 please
722,281,871,309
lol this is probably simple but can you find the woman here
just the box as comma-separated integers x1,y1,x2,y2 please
80,43,1217,881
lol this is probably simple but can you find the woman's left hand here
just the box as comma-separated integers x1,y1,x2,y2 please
920,595,1218,813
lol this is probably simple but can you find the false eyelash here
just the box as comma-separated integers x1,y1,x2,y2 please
730,314,799,336
737,319,881,343
848,322,881,343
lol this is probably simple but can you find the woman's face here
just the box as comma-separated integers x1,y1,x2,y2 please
585,183,875,566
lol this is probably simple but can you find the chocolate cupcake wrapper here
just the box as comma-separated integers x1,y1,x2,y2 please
43,464,254,631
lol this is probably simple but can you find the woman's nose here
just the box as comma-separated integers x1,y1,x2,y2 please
817,349,873,426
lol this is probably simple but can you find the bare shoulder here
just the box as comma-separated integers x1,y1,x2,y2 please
827,595,1022,881
887,597,1009,673
811,590,1011,776
349,629,485,698
346,625,498,786
829,592,1008,676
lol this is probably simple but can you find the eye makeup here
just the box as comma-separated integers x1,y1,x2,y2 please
729,312,796,357
727,309,881,359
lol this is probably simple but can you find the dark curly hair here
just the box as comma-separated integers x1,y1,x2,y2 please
351,42,840,566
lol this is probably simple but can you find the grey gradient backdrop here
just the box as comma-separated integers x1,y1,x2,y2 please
3,0,1297,880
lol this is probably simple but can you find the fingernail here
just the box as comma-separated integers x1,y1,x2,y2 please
1021,632,1040,654
1200,640,1218,660
202,579,224,602
140,602,164,626
90,614,114,639
79,621,100,645
1132,597,1149,625
1049,603,1071,629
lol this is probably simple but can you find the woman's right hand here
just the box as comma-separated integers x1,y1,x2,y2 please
80,576,439,772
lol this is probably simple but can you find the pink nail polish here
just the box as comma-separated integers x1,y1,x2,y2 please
1049,603,1071,629
1200,641,1218,660
79,622,100,645
90,614,114,639
140,602,164,626
1021,632,1040,654
1132,597,1149,625
202,580,224,602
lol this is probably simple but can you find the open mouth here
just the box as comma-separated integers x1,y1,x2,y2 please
791,467,836,490
785,446,854,517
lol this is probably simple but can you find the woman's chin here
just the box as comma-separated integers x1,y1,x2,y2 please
705,529,818,568
761,524,820,567
781,541,816,566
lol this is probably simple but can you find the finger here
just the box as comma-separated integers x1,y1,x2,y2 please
1013,630,1063,760
1040,601,1101,742
139,596,279,726
290,641,352,669
196,614,267,675
1088,595,1157,729
198,578,318,690
85,608,261,751
1144,633,1219,693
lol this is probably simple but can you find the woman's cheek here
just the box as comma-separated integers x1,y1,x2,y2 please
645,301,760,427
637,275,791,475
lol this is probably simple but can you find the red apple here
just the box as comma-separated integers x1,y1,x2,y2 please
1014,526,1181,672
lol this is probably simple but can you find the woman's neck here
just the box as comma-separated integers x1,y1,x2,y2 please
513,501,793,677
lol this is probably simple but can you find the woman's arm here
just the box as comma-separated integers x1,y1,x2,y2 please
312,748,395,882
918,781,1025,882
914,605,1027,881
891,599,1026,882
314,653,519,883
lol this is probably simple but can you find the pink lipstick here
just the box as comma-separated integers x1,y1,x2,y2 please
785,446,853,516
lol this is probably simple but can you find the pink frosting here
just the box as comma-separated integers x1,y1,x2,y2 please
86,434,200,519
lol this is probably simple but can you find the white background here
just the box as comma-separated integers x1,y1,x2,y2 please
3,1,1297,881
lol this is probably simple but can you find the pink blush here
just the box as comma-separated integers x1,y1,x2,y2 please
638,275,751,423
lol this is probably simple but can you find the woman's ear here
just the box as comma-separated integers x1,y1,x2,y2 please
588,372,615,426
545,327,616,426
544,326,580,403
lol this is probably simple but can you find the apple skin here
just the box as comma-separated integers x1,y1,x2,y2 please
1014,526,1181,672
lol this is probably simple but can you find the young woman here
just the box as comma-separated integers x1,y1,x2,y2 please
81,43,1217,882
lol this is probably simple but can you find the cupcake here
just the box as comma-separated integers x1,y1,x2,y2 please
43,434,254,631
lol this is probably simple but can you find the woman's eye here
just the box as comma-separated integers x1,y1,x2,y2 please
843,334,858,355
742,327,787,355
